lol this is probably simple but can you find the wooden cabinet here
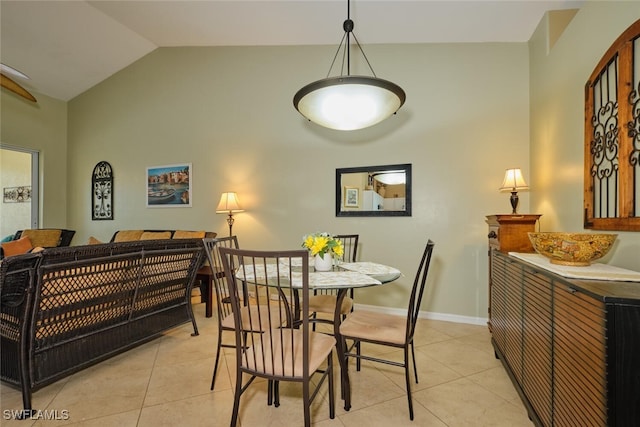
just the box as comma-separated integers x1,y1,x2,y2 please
486,214,541,327
486,214,541,253
489,250,640,426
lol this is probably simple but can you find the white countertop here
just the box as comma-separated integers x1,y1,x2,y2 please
508,252,640,282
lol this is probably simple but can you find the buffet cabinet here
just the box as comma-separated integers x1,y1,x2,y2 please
490,249,640,426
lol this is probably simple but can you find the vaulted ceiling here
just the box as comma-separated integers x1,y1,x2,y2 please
1,0,583,101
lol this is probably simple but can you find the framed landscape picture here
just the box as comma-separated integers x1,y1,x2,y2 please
344,186,359,208
146,163,192,207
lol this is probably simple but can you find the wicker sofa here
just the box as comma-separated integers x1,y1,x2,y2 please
0,238,205,415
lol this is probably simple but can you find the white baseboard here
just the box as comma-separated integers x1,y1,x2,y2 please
353,303,488,326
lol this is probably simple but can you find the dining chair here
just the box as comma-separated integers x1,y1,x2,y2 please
338,239,435,420
205,235,285,391
203,236,240,390
308,234,359,328
218,247,336,427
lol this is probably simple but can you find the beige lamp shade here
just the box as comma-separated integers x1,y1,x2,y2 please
216,192,243,213
499,168,529,191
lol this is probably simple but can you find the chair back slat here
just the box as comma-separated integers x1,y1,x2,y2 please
203,236,239,322
334,234,359,263
406,239,435,342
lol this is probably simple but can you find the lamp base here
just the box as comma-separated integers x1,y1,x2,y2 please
509,192,519,214
226,214,235,237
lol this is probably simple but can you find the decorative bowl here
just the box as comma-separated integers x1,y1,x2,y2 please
527,232,618,266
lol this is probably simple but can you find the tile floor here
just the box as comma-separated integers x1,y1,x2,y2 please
1,299,534,426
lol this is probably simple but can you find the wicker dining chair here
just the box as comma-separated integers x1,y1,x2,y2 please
339,239,435,420
218,247,336,427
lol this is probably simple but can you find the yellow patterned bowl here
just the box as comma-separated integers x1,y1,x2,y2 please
528,232,618,266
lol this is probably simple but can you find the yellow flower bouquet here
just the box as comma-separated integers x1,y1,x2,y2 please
301,232,344,258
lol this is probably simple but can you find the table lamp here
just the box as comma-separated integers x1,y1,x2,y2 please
499,168,529,214
216,192,244,236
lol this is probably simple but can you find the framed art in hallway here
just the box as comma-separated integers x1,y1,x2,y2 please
146,163,192,207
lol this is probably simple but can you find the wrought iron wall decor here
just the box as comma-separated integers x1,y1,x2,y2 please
92,161,113,220
584,19,640,231
3,186,31,203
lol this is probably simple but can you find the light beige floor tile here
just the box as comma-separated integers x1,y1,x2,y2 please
357,348,462,394
419,339,501,377
466,366,520,402
339,396,446,427
52,409,140,427
422,320,487,338
413,377,530,427
138,392,232,427
35,366,150,425
143,357,214,407
1,303,532,426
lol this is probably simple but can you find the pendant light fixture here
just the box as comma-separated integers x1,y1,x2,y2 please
293,0,405,131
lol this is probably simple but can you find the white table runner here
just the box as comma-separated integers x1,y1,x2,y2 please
509,252,640,282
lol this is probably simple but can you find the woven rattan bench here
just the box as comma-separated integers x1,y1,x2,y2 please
0,238,204,416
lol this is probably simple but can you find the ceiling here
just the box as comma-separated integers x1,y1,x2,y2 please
0,0,583,102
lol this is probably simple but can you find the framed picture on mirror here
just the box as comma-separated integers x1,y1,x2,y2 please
344,187,359,208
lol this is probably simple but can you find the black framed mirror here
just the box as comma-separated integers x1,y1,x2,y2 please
335,164,412,217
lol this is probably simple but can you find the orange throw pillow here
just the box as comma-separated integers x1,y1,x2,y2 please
1,236,34,257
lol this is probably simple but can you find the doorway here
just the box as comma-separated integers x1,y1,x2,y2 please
0,145,39,239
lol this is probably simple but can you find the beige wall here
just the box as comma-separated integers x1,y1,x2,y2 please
2,1,637,322
0,92,68,228
64,42,529,323
529,1,640,270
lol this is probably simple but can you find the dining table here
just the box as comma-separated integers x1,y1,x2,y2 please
235,258,402,410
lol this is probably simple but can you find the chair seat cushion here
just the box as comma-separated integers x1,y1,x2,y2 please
339,310,407,345
308,294,353,315
242,328,335,378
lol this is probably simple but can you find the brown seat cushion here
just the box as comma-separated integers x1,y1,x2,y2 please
22,229,62,247
140,231,172,240
2,236,34,256
339,310,407,345
113,230,144,242
173,230,206,239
